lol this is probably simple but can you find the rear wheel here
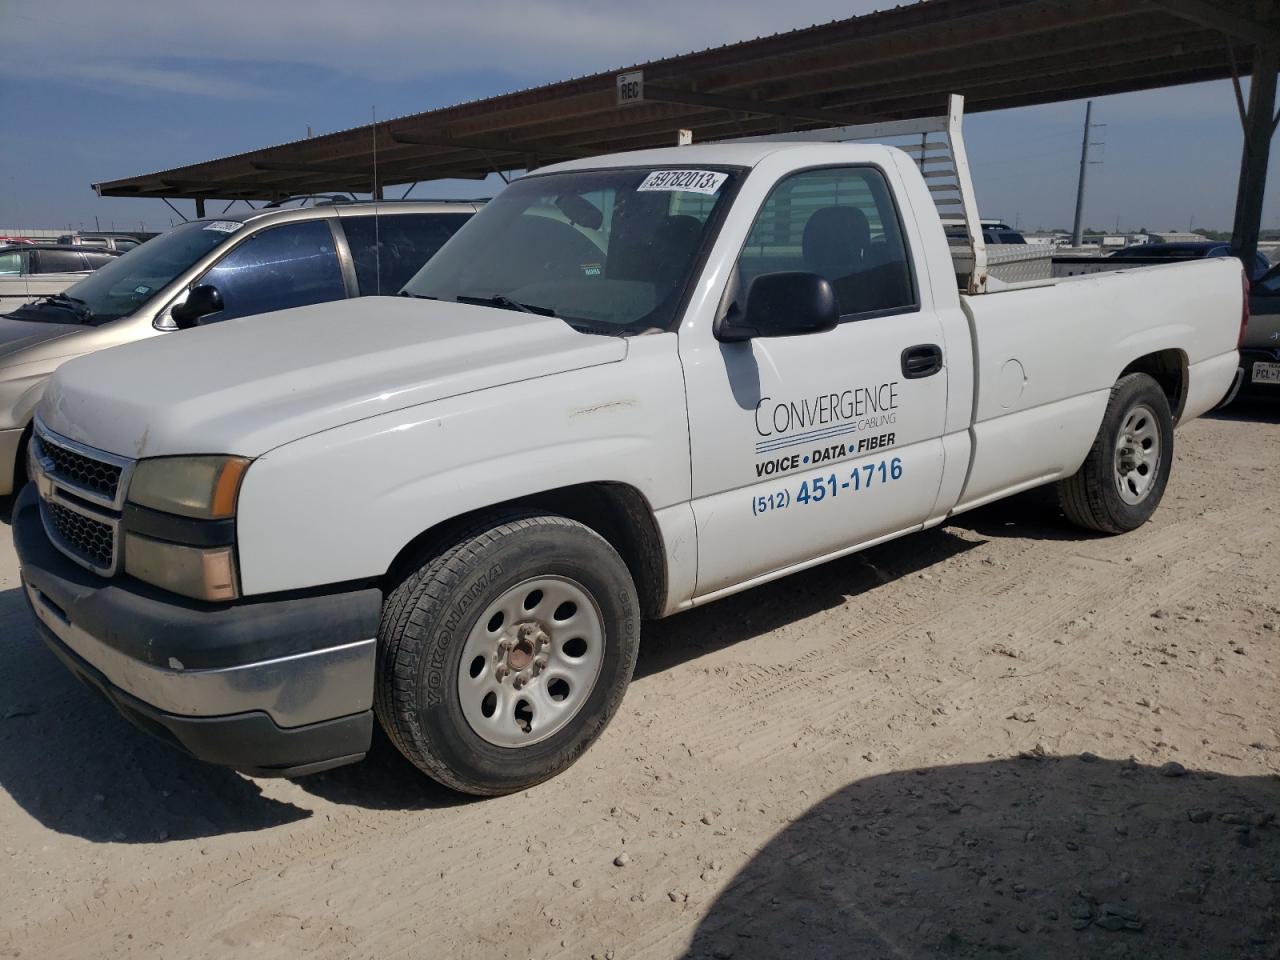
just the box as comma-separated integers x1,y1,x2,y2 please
374,513,640,795
1057,373,1173,533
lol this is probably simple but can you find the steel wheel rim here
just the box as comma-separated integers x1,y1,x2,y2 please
458,575,606,748
1113,402,1161,505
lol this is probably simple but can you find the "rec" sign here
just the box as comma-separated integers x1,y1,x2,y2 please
616,71,644,107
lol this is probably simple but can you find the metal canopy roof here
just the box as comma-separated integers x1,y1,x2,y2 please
95,0,1280,202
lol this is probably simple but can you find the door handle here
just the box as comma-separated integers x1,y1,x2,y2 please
901,344,943,379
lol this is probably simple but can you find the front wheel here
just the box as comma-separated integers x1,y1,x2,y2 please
374,513,640,795
1057,372,1174,534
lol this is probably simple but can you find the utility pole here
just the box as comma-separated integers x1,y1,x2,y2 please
1071,101,1106,247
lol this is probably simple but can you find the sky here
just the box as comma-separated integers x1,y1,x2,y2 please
0,0,1276,235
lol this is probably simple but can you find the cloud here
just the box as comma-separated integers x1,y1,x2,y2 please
60,62,273,100
0,0,890,98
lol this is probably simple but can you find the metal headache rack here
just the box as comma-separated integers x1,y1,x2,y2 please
722,94,989,294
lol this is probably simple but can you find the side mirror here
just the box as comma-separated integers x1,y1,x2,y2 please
170,284,224,329
716,271,840,343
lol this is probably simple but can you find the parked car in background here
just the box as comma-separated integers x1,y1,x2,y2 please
1241,261,1280,398
0,201,480,495
0,244,120,313
1110,241,1271,281
984,226,1026,244
0,237,37,245
56,233,155,252
944,223,1026,245
974,221,1027,244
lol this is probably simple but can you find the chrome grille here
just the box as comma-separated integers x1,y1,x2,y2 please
30,423,133,510
38,439,123,502
30,417,135,577
44,500,115,570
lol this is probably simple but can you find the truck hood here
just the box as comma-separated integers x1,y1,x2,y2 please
0,316,86,364
40,296,628,458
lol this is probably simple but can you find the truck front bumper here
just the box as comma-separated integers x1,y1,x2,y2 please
12,486,382,777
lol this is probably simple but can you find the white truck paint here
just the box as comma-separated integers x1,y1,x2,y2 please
17,131,1243,793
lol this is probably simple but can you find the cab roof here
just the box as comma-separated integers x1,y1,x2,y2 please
536,141,894,178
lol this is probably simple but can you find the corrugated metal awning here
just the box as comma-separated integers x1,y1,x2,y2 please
94,0,1278,201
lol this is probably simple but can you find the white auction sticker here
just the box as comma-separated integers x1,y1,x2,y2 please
637,170,727,195
202,220,241,233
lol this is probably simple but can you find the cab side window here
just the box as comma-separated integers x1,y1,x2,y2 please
737,166,916,319
198,220,346,322
0,252,23,276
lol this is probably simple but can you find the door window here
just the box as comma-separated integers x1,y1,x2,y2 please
81,252,117,270
0,252,23,276
33,250,87,274
342,212,472,295
738,166,916,319
198,220,345,322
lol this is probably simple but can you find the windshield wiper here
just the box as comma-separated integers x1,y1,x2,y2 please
456,294,558,318
30,293,94,323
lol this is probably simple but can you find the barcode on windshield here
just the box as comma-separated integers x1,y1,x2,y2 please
637,170,727,195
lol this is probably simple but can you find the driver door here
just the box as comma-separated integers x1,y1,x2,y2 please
682,165,950,597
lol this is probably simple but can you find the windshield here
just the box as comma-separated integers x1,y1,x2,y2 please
18,220,242,323
401,167,742,333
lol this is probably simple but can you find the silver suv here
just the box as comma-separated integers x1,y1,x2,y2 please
0,200,481,495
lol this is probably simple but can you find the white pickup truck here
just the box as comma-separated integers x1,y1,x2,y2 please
14,103,1243,795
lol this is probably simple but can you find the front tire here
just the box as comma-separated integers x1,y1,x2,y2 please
1057,372,1174,533
374,513,640,795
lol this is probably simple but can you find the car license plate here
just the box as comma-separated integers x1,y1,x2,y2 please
1254,361,1280,384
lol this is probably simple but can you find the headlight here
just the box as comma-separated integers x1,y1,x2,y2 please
124,534,238,602
128,455,250,519
124,454,250,601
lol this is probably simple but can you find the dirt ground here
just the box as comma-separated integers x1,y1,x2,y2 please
0,403,1276,960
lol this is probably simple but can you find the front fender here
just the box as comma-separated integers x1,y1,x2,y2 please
0,360,60,431
235,338,691,596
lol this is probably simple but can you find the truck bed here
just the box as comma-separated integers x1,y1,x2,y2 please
953,257,1242,513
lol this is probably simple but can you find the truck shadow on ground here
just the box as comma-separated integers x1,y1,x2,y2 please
683,755,1280,960
0,586,316,842
632,524,982,682
945,488,1103,545
1208,397,1279,425
302,525,986,809
0,527,987,826
0,584,475,835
